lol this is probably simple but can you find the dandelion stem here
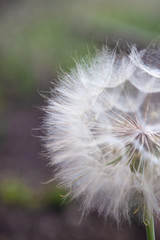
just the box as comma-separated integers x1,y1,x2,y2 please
144,206,155,240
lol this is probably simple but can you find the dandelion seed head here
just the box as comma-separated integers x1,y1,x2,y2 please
43,45,160,223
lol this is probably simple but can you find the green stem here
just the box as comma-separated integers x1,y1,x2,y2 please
144,206,155,240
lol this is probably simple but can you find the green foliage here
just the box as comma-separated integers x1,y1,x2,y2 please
0,16,96,108
0,180,33,207
88,9,160,37
41,187,69,209
0,179,69,209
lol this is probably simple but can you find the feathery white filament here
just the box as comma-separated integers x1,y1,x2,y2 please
43,46,160,223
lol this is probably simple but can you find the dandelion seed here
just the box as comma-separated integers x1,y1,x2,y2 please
42,46,160,227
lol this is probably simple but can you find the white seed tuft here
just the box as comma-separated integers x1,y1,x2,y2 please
43,46,160,223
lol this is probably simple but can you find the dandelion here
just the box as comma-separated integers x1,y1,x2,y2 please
43,45,160,239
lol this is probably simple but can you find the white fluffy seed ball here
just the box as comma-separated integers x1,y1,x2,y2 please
43,46,160,223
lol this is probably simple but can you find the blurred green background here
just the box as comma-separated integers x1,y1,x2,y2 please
0,0,160,239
